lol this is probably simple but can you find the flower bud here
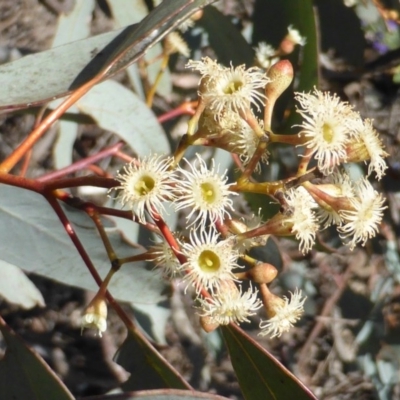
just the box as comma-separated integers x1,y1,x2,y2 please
248,263,278,284
279,26,306,55
81,296,107,337
264,60,294,129
200,315,220,333
265,60,294,99
259,283,286,318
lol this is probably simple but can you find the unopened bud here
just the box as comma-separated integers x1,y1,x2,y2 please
190,10,203,21
265,60,294,99
260,286,286,319
249,263,278,284
200,315,219,333
264,60,294,129
279,26,306,55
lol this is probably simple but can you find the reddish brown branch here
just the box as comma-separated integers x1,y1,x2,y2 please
45,194,135,330
37,142,124,182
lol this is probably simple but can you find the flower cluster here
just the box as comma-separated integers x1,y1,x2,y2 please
295,88,388,177
93,53,387,342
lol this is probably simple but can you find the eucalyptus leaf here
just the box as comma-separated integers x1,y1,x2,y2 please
132,301,171,345
221,324,317,400
107,0,172,98
0,184,167,304
197,6,254,67
51,0,95,47
50,0,94,169
106,0,148,99
115,330,191,391
84,388,230,400
0,29,125,110
0,0,216,110
76,80,170,156
252,0,318,129
0,318,74,400
0,261,45,309
53,111,79,170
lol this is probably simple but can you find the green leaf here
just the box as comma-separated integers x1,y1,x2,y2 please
75,80,170,156
115,329,191,391
253,0,318,91
0,317,74,400
0,0,216,110
0,184,167,304
252,0,318,129
107,0,172,98
0,261,45,309
0,28,124,110
221,324,317,400
281,0,318,93
197,6,254,67
51,0,95,47
53,111,79,170
84,388,231,399
101,0,217,78
133,301,171,345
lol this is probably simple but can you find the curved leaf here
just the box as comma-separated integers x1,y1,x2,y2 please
107,0,172,99
0,261,45,309
0,184,167,304
53,112,79,170
115,329,191,391
252,0,318,129
281,0,318,93
197,6,254,67
76,80,170,156
132,301,171,345
221,324,317,400
100,0,216,78
0,29,125,110
0,0,216,110
84,388,230,400
0,317,74,400
51,0,95,47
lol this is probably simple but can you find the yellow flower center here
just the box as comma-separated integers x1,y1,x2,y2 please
134,175,155,196
200,182,216,204
224,79,243,94
322,123,334,143
198,250,221,272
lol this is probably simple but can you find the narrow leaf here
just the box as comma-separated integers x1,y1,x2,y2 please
252,0,318,129
0,317,74,400
0,184,167,304
84,388,231,400
0,0,216,110
221,324,317,400
53,110,79,170
101,0,217,78
197,6,254,67
76,80,170,156
0,261,45,309
107,0,172,98
51,0,95,47
115,329,191,391
281,0,318,93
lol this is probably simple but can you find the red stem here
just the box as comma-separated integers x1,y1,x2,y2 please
37,142,124,182
45,193,135,330
157,101,197,123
